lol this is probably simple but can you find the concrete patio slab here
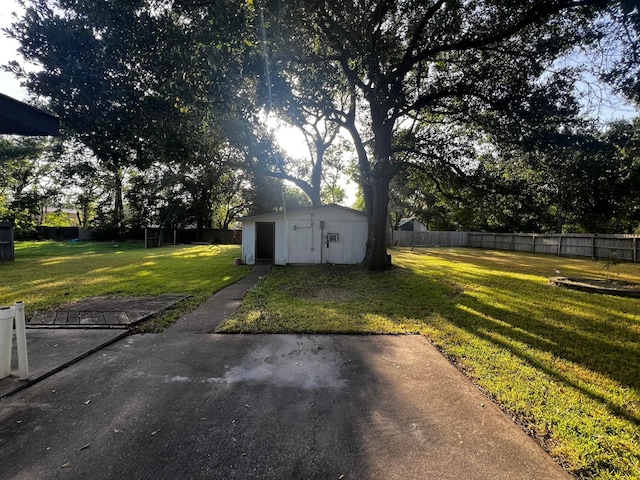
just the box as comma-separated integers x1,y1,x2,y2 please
0,265,573,479
0,329,128,398
0,333,570,479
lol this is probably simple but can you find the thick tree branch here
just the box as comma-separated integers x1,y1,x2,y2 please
392,0,604,84
399,0,447,69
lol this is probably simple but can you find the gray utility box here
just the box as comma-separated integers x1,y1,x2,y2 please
0,221,15,262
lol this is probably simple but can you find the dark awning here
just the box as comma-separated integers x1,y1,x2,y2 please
0,92,60,136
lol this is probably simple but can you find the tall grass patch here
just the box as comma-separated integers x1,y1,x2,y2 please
219,248,640,479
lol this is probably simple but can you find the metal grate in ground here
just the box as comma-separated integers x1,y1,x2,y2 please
29,294,189,329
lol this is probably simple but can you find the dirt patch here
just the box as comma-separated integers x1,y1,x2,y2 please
283,285,361,303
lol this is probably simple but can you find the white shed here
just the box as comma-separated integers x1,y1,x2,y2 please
240,204,368,265
397,217,428,232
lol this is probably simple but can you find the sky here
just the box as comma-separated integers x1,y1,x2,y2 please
0,0,28,101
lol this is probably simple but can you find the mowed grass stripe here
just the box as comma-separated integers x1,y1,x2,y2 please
1,241,249,331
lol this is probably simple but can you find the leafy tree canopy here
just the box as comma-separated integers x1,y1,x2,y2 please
6,0,639,254
259,0,639,268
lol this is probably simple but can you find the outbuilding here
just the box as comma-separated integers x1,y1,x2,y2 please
240,204,368,265
397,217,428,232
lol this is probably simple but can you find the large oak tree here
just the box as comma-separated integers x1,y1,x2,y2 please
262,0,638,269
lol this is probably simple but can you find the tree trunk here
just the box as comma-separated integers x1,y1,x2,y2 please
363,178,391,270
310,140,325,206
113,171,124,239
307,187,322,207
196,218,203,242
362,113,394,270
555,210,564,234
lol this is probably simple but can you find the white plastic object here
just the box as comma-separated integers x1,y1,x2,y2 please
0,306,13,379
13,301,29,380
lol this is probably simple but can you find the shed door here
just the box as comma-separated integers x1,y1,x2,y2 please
255,222,275,264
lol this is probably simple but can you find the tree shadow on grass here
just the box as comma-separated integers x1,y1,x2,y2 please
389,252,640,427
223,260,640,427
449,291,639,425
455,275,639,383
222,256,640,477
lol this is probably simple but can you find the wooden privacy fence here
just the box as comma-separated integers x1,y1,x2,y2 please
144,228,242,247
389,230,469,248
468,233,639,262
388,230,640,263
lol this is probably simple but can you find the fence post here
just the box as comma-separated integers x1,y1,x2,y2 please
531,234,536,253
592,235,596,259
634,237,638,263
557,235,562,256
0,221,15,262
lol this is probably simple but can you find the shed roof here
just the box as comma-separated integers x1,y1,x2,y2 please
397,217,415,228
239,204,367,222
0,93,60,136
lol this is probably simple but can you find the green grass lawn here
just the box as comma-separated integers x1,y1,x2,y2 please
218,247,640,480
0,241,249,331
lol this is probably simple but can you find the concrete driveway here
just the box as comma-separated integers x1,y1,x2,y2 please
0,333,570,479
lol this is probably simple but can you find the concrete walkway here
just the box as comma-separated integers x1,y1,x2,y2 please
0,265,571,479
167,264,271,334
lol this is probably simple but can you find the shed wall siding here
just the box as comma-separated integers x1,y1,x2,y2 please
286,208,367,264
321,218,367,264
241,206,367,265
241,222,256,265
288,213,321,264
